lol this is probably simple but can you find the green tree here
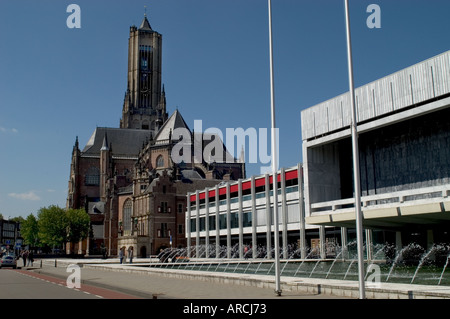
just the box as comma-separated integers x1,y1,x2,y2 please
21,214,39,247
66,208,90,254
37,205,68,249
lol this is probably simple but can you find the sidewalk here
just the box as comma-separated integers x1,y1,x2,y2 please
27,257,450,299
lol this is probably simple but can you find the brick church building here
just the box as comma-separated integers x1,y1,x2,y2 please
66,15,245,256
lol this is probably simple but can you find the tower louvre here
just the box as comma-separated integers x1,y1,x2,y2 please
120,15,168,134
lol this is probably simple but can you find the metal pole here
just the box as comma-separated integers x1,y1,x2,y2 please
344,0,365,299
268,0,281,296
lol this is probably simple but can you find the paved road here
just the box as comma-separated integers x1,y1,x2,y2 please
0,269,102,299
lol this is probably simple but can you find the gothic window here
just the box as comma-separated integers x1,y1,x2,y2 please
159,201,168,213
159,223,168,238
123,199,132,235
141,58,148,70
156,155,164,168
139,45,151,70
85,167,100,186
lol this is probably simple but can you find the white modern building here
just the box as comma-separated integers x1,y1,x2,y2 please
302,50,450,250
186,165,334,259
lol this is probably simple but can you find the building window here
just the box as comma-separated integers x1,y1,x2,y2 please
141,58,148,70
177,203,183,213
199,217,205,231
209,216,216,230
159,202,169,213
219,214,227,230
243,212,252,227
123,199,132,235
85,167,100,186
159,223,168,238
178,224,183,234
230,213,238,229
156,155,164,168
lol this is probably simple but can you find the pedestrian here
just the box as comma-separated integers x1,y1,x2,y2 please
21,250,28,268
101,243,107,259
27,250,34,266
119,246,124,264
128,246,134,263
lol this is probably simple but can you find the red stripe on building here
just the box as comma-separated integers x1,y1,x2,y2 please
255,177,265,187
242,180,251,190
230,184,238,193
285,170,298,181
191,168,298,203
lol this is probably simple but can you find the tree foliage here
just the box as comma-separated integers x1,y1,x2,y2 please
66,208,90,245
37,205,68,247
10,206,90,252
21,214,39,247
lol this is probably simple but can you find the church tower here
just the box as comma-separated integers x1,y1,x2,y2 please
120,14,168,134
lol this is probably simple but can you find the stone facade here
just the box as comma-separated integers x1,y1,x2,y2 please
120,16,167,134
66,15,245,256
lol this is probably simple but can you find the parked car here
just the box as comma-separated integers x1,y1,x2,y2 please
0,255,17,269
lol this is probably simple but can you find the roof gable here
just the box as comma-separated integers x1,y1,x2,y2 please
82,127,151,157
154,110,191,142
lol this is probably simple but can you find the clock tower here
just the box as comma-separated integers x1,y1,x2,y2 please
120,14,168,134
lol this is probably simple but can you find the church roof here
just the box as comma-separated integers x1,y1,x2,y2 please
154,109,191,142
82,127,151,158
139,16,152,31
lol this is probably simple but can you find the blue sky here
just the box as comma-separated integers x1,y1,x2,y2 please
1,0,450,218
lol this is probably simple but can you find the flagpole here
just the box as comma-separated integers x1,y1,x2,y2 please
344,0,366,299
268,0,281,296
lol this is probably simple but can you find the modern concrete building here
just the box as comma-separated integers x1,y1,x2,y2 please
301,50,450,251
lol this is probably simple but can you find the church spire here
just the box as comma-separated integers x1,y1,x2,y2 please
100,133,109,151
139,7,152,31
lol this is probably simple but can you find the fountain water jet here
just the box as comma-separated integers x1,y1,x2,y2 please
438,250,450,285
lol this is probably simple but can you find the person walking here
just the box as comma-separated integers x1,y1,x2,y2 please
27,250,34,266
21,250,28,268
128,246,134,264
119,246,124,264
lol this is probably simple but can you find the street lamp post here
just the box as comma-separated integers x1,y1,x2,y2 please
344,0,366,299
268,0,281,296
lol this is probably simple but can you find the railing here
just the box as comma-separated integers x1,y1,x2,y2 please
310,185,450,215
